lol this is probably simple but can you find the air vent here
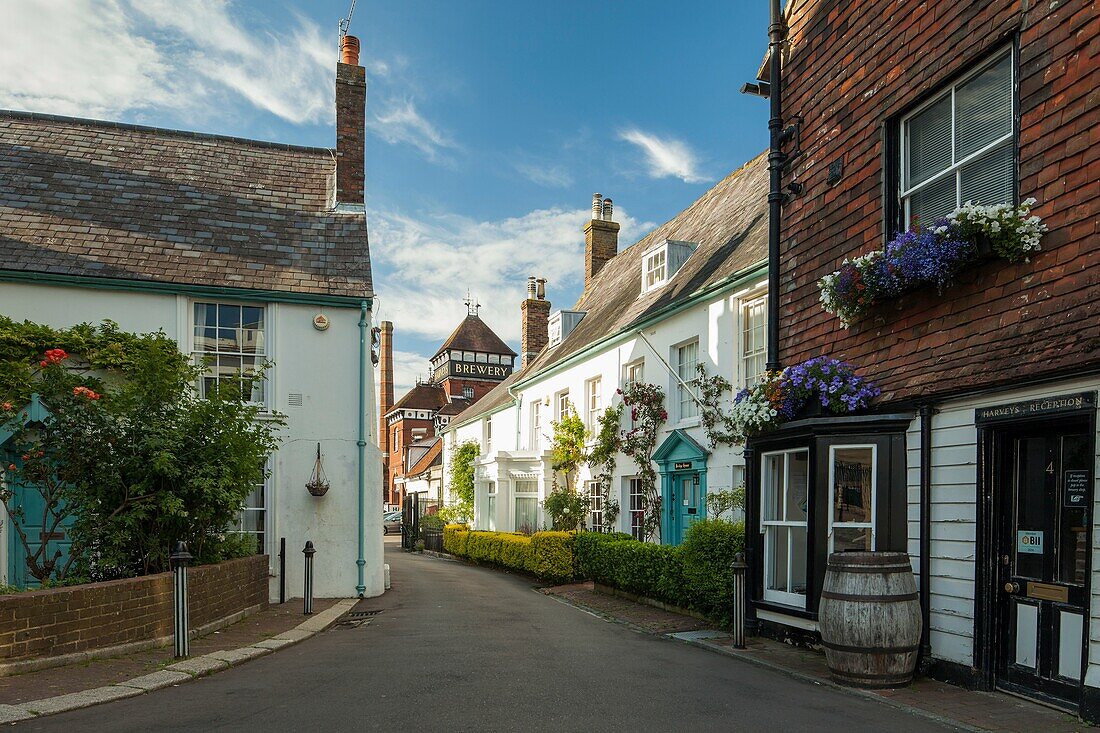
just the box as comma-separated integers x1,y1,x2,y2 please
287,393,304,407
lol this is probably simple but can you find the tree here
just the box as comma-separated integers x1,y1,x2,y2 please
543,404,590,530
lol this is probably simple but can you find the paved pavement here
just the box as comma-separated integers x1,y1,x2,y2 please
14,540,957,732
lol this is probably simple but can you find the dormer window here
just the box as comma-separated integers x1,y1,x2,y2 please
644,248,667,291
641,240,698,294
547,310,587,347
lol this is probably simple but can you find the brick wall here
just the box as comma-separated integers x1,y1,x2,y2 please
0,555,268,662
778,0,1098,403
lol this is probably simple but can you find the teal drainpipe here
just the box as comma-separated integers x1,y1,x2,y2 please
356,300,369,597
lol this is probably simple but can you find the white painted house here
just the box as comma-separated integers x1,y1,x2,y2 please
0,38,384,600
442,155,768,542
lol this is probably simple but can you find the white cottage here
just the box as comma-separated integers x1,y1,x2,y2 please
0,37,384,600
443,154,768,542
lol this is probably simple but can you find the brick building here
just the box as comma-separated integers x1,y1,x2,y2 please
380,308,516,508
742,0,1098,717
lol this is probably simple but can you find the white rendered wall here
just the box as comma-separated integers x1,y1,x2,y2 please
0,282,384,600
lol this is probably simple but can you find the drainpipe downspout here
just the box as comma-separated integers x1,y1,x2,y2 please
356,300,369,597
918,403,934,672
765,0,785,373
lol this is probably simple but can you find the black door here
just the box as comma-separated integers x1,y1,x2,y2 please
995,424,1092,707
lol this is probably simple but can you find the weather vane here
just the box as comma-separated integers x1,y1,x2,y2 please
462,291,481,316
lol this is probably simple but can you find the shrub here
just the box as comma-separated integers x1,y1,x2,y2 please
680,519,746,624
443,523,469,555
443,527,575,584
529,531,576,584
498,533,534,570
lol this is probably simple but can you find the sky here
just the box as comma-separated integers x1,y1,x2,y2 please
1,0,771,397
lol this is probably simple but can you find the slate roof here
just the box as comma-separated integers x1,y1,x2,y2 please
387,383,447,415
450,152,769,427
0,111,372,298
406,437,442,476
432,314,516,359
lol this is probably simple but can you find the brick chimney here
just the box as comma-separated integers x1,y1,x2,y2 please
336,35,365,205
584,193,619,292
521,276,551,369
378,319,394,458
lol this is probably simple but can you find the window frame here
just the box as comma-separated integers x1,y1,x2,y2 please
761,448,810,609
486,480,497,532
229,465,268,556
191,300,269,407
673,339,699,422
585,376,602,430
827,444,878,555
627,476,645,541
740,293,768,388
514,479,539,534
529,400,541,451
642,246,668,292
587,479,603,532
555,390,570,422
896,46,1017,230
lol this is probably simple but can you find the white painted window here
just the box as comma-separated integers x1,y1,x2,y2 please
674,340,699,421
901,49,1014,227
515,480,538,534
555,390,570,422
486,481,497,532
392,428,399,449
193,302,267,404
231,466,267,555
483,418,492,451
530,401,541,451
586,376,602,429
828,445,876,554
623,359,644,388
643,248,667,292
463,386,474,399
741,295,768,387
627,477,645,541
761,449,809,608
587,480,603,532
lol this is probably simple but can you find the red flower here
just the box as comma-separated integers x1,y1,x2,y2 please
41,348,69,366
73,386,101,400
7,463,14,471
1,402,10,411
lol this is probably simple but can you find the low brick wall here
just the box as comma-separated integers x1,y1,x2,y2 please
0,555,268,664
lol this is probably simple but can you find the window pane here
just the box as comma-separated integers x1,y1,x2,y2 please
955,53,1013,160
516,497,538,534
908,173,957,226
906,94,952,188
217,328,240,351
241,306,264,331
486,496,496,532
834,526,872,553
1014,437,1047,580
787,451,809,522
763,454,784,522
790,526,808,594
1059,434,1089,586
195,303,217,327
960,143,1013,206
833,447,874,525
766,526,790,592
218,304,241,329
194,326,217,352
476,353,487,363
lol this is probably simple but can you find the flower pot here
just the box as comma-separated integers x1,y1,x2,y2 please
973,232,996,260
306,480,329,497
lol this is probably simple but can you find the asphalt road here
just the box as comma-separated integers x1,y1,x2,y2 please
18,539,957,732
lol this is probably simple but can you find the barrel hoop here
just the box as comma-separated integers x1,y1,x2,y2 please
822,639,920,654
820,590,919,602
825,564,912,574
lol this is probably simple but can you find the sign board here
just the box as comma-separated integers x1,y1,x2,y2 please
673,461,692,471
975,392,1095,424
1017,530,1044,555
1065,470,1089,509
445,361,512,381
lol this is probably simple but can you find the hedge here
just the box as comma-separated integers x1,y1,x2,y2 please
442,524,576,584
574,519,745,625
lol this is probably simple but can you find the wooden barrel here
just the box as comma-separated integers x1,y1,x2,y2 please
818,552,922,688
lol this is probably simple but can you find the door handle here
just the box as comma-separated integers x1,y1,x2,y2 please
1004,581,1021,594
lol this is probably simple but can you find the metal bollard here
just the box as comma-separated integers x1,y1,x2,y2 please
303,541,316,614
730,552,747,649
170,541,193,658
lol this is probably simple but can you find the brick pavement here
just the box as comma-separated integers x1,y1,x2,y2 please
0,598,337,706
547,583,1096,733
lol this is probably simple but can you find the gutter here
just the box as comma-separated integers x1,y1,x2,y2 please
356,300,369,597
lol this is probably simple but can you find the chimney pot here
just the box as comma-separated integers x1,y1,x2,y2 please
340,35,361,66
536,277,547,300
527,276,537,300
591,193,603,220
602,197,613,221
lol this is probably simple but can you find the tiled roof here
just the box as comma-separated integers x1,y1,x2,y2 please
406,437,442,476
388,383,447,415
449,152,769,427
437,399,471,416
432,314,516,359
0,111,371,298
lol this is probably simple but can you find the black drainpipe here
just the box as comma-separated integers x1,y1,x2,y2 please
918,403,934,672
765,0,786,372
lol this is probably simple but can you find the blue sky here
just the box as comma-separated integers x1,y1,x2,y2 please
1,0,771,394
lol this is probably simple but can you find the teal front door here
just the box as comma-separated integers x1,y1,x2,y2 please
4,454,73,588
667,472,702,545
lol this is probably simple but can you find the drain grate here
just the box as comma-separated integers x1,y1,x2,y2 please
336,609,382,629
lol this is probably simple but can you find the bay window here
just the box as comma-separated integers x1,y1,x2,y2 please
761,450,809,608
515,480,538,534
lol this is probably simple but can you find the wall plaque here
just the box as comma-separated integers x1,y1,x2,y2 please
674,461,692,470
975,392,1095,424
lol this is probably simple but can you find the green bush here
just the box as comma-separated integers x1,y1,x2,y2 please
529,531,576,584
498,534,534,570
419,514,446,532
573,519,745,626
443,527,575,584
443,523,469,555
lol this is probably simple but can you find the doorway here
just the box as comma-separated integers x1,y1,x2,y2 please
993,422,1092,708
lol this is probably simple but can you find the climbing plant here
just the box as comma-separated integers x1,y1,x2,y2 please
0,318,282,583
543,405,590,530
587,403,623,532
691,363,740,448
618,382,666,541
442,440,480,523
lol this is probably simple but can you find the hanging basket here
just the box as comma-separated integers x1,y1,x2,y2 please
306,443,330,497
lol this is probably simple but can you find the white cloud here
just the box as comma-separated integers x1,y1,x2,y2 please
370,98,456,163
371,205,651,345
0,0,181,118
619,128,708,183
